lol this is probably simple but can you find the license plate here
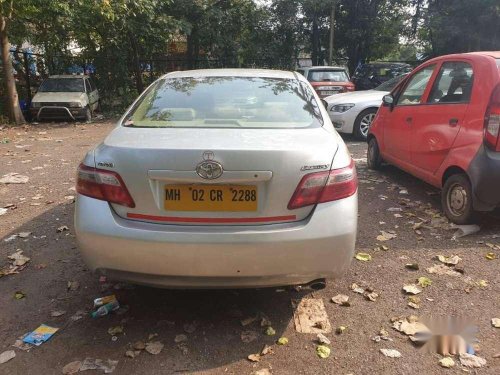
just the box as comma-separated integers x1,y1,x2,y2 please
321,90,338,96
164,184,258,211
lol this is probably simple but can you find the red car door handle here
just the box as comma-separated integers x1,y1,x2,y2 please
405,117,412,124
449,118,459,126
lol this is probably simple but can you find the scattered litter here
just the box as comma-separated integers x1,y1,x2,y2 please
399,189,408,195
392,317,429,337
417,277,432,288
316,345,331,359
351,283,365,294
62,361,82,374
57,225,69,233
426,264,461,277
331,294,350,306
70,310,86,322
459,353,487,368
407,296,420,309
0,208,7,216
336,326,347,334
8,250,30,266
107,326,124,336
277,337,288,345
387,207,403,212
292,298,332,333
133,341,146,350
13,336,33,351
91,296,119,318
380,348,401,358
403,284,422,295
485,252,496,260
18,232,31,238
371,328,392,342
247,353,261,362
0,350,15,364
241,330,258,343
252,369,271,375
67,281,80,291
14,291,26,299
264,326,276,336
316,333,330,345
80,358,118,373
355,252,372,261
377,231,397,241
365,291,379,302
174,334,188,343
491,318,500,328
439,357,455,368
452,225,480,239
0,173,29,184
125,350,140,359
261,344,274,356
436,255,461,265
23,324,59,346
145,341,164,355
50,310,66,317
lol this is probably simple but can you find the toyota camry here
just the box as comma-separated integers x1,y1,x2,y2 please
75,69,358,288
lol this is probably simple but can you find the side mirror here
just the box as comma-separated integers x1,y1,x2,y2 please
382,94,394,106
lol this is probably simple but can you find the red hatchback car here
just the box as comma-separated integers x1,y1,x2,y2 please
367,51,500,224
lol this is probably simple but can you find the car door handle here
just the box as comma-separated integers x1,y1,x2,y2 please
449,118,459,126
405,117,412,124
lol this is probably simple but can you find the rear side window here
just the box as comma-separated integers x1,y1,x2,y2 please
85,79,92,93
396,65,435,105
123,77,323,129
427,62,473,104
307,70,348,82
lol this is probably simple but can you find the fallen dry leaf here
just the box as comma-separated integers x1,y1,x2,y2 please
403,284,422,295
261,345,274,356
417,277,432,288
426,264,461,276
277,337,288,345
50,310,66,317
145,341,164,355
355,252,372,261
316,345,330,359
316,333,331,345
439,357,455,368
459,353,486,368
292,298,331,333
62,361,82,374
377,231,397,241
247,353,261,362
0,350,16,364
380,348,401,358
8,250,30,267
331,294,350,306
491,318,500,328
485,252,496,260
241,330,258,343
436,255,461,265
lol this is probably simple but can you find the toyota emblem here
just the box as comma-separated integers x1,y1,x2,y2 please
196,160,223,179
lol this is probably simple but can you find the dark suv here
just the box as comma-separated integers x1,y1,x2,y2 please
352,62,413,91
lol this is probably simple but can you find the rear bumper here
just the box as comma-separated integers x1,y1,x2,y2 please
468,145,500,211
75,194,358,288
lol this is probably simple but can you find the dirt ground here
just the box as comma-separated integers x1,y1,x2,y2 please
0,120,499,375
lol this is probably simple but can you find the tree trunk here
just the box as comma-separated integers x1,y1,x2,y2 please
128,31,144,93
311,12,319,65
328,2,336,65
0,16,25,124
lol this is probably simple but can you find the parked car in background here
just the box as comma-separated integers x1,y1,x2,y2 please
75,69,358,289
352,62,413,91
30,75,100,122
297,66,355,98
367,52,500,224
323,73,408,140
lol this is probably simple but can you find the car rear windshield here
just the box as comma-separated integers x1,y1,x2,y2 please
123,76,323,128
307,69,348,82
38,78,84,92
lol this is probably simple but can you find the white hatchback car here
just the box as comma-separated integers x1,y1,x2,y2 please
324,74,408,140
75,69,358,289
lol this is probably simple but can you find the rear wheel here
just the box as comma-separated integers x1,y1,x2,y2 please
441,174,475,224
353,108,377,141
367,137,382,170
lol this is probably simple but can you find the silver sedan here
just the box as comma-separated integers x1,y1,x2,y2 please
75,69,358,288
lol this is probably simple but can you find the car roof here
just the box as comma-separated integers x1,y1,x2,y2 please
163,69,297,80
360,62,411,67
465,51,500,59
48,75,88,79
423,51,500,65
301,66,346,71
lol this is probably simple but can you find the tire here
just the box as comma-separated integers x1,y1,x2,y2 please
367,137,382,170
353,108,377,141
84,106,92,123
441,174,475,224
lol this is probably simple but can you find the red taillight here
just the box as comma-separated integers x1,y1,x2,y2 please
287,160,357,209
76,164,135,207
484,84,500,151
346,86,355,92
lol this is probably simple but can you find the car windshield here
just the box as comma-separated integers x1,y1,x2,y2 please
123,76,323,128
307,69,348,82
374,74,408,91
38,78,84,92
